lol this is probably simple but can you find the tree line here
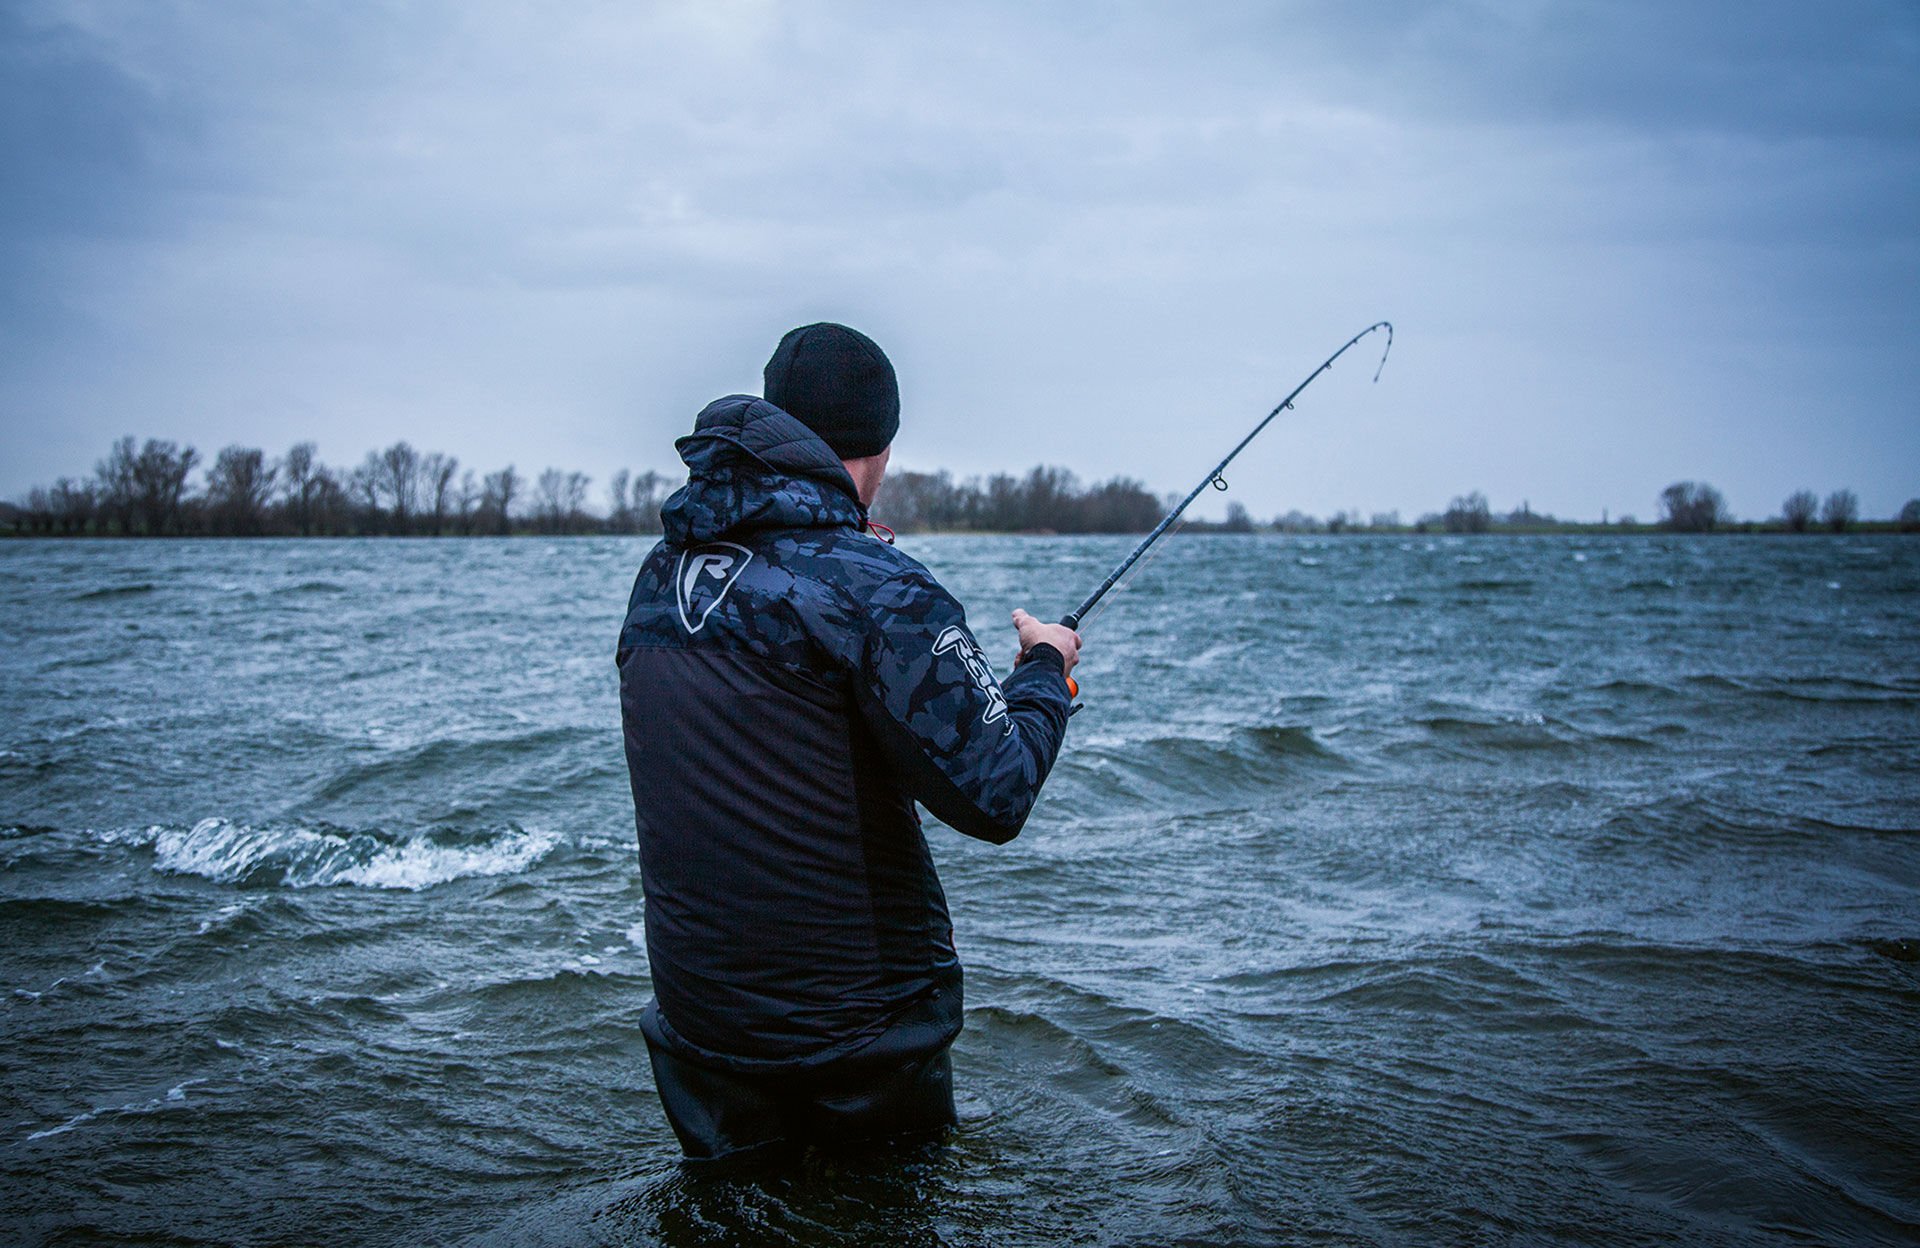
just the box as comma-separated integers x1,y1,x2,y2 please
1640,482,1911,534
5,438,1916,537
2,438,1175,538
874,467,1168,533
6,437,675,537
1419,483,1916,535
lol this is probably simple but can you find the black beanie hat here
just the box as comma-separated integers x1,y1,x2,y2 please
763,323,899,459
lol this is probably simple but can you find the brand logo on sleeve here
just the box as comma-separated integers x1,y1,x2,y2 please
675,542,754,633
933,624,1010,727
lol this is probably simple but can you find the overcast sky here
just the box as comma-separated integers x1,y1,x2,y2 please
4,1,1916,521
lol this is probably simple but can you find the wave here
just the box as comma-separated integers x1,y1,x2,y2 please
1307,953,1586,1028
0,895,142,931
963,1005,1188,1133
1508,934,1894,998
278,580,349,595
39,651,120,671
1860,937,1920,964
1684,674,1918,706
310,726,610,802
69,582,156,601
1412,713,1656,756
1575,795,1920,861
109,817,558,890
1806,741,1920,771
1542,679,1699,723
1544,674,1920,732
1589,678,1681,699
1060,724,1352,803
468,965,647,1010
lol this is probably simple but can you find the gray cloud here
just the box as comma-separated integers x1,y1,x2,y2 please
2,0,1915,519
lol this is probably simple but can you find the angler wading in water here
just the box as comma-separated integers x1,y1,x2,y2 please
617,323,1081,1162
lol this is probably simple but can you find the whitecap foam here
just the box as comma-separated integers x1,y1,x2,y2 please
28,1107,100,1140
25,1079,207,1142
143,818,558,891
197,901,250,934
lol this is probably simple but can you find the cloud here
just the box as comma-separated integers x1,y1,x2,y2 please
2,0,1916,517
1227,1,1920,141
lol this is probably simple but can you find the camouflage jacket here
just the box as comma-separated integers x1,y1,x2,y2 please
617,395,1072,1072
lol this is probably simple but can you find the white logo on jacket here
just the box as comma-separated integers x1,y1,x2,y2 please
675,542,754,633
934,624,1010,727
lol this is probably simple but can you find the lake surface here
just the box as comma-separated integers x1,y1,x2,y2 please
3,534,1917,1247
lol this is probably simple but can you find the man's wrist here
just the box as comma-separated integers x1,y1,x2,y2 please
1015,642,1065,673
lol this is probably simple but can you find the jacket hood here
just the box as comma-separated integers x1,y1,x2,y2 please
660,395,866,546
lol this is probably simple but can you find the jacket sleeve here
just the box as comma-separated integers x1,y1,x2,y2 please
851,566,1072,844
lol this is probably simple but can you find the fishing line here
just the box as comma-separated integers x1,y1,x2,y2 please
1061,321,1394,641
1070,506,1196,632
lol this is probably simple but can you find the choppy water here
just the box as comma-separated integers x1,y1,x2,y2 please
3,534,1917,1247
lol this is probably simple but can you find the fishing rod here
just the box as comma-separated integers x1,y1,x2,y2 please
1061,320,1394,636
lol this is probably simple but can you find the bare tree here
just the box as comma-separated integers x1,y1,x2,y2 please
94,436,139,534
21,486,52,535
1074,476,1160,533
310,468,350,535
421,452,459,535
1659,481,1726,533
131,440,200,535
564,471,591,533
205,446,279,536
350,455,385,533
283,442,319,535
522,469,595,533
533,468,567,533
380,441,420,534
1018,465,1079,532
631,470,669,533
607,469,632,533
875,469,960,533
1821,489,1858,533
19,483,93,534
1782,490,1818,533
1444,491,1492,534
49,478,96,534
481,466,520,535
454,469,479,535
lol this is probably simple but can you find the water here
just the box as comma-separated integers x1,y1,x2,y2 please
3,534,1917,1247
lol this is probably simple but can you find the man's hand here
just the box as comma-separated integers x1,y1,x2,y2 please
1012,609,1081,676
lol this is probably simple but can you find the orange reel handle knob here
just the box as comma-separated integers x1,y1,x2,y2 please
1065,675,1079,698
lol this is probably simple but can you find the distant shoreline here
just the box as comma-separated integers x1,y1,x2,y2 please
4,523,1914,541
8,436,1914,539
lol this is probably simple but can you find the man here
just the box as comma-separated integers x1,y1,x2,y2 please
617,322,1080,1162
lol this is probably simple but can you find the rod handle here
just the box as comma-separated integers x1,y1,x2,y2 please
1055,613,1083,701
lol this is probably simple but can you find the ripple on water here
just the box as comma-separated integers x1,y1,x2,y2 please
68,582,157,602
1053,723,1352,808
